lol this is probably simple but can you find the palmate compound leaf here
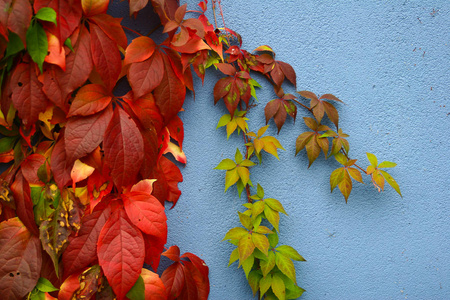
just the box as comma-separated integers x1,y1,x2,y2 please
297,91,343,128
330,153,364,202
295,117,330,167
366,153,402,197
97,208,145,300
264,96,297,133
0,217,42,299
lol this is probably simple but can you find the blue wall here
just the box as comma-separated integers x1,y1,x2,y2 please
114,1,450,299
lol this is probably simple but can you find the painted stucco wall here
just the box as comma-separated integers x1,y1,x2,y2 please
115,1,449,299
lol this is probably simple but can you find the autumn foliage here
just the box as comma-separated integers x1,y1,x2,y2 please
0,0,401,299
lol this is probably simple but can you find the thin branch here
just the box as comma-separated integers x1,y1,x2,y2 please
122,26,143,37
146,24,162,36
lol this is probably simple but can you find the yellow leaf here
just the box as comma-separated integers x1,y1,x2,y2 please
71,160,95,188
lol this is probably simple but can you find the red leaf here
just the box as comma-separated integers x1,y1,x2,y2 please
161,262,185,300
10,63,48,128
82,0,109,17
50,131,73,189
97,208,145,300
129,0,149,16
103,107,144,190
129,51,164,99
65,105,113,163
150,156,182,207
62,201,111,279
21,154,46,185
68,84,112,117
58,270,82,300
216,63,236,76
7,0,32,45
90,23,122,91
277,60,297,87
162,245,180,262
124,36,157,65
154,54,186,123
166,115,184,150
122,191,167,237
10,171,39,236
129,93,164,133
89,14,128,50
45,32,66,71
141,268,166,300
42,26,93,112
143,233,166,271
34,0,82,43
0,217,42,299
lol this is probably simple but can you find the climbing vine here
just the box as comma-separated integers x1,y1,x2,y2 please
0,0,401,299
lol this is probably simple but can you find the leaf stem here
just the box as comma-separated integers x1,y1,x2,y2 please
146,24,162,36
122,26,143,37
340,148,367,174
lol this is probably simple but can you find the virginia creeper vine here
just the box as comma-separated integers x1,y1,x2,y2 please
0,0,401,299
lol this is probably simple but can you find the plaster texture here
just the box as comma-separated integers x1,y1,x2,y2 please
66,1,450,299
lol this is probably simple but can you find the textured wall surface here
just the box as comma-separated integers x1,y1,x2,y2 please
115,1,449,299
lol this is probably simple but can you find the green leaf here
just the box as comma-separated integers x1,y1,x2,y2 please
224,168,239,192
217,114,231,128
271,273,286,300
276,245,305,261
223,227,248,241
35,277,58,292
378,161,397,168
228,247,239,266
236,166,250,186
268,232,279,248
256,183,265,198
240,159,256,167
275,252,296,283
236,179,245,198
252,200,265,219
366,152,378,167
379,170,402,197
126,275,145,300
64,38,74,52
260,274,273,298
215,158,236,170
241,254,254,278
260,251,276,276
0,136,17,153
35,7,57,25
248,270,262,296
5,32,24,57
30,290,45,300
264,198,287,215
26,22,48,73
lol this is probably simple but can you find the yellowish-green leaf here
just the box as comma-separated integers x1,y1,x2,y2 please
254,138,264,154
238,211,252,230
366,165,376,175
242,254,254,278
271,273,286,300
257,125,269,137
276,245,305,261
366,152,378,167
260,251,276,276
378,161,397,168
253,225,273,235
264,206,280,232
372,170,385,191
275,252,296,283
295,132,314,155
226,121,237,139
268,232,279,248
338,171,352,203
223,227,248,241
252,200,265,220
215,158,236,170
265,198,287,215
248,270,262,296
252,233,270,256
262,141,280,160
217,114,231,128
334,152,347,165
330,167,345,192
240,159,256,167
225,168,239,192
238,233,255,262
237,166,250,186
235,148,243,163
260,274,273,298
348,167,363,183
379,170,402,197
228,247,239,266
257,184,265,198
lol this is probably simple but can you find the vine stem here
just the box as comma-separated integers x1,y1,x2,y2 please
293,98,313,113
122,26,143,37
340,148,367,174
146,24,162,36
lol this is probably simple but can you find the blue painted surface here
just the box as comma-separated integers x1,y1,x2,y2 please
107,1,447,299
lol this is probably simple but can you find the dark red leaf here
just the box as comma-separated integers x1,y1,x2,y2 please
140,126,160,178
65,105,113,163
68,84,112,117
150,156,182,207
143,233,166,271
216,63,236,76
21,154,46,185
129,51,164,99
50,131,73,190
7,0,32,45
161,262,185,300
103,107,144,190
277,60,297,87
97,208,145,300
62,201,112,279
90,14,128,50
90,23,122,91
122,191,167,237
166,115,184,150
10,63,48,128
10,171,39,236
0,217,42,299
153,54,186,123
129,0,149,16
162,245,180,262
129,93,164,133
